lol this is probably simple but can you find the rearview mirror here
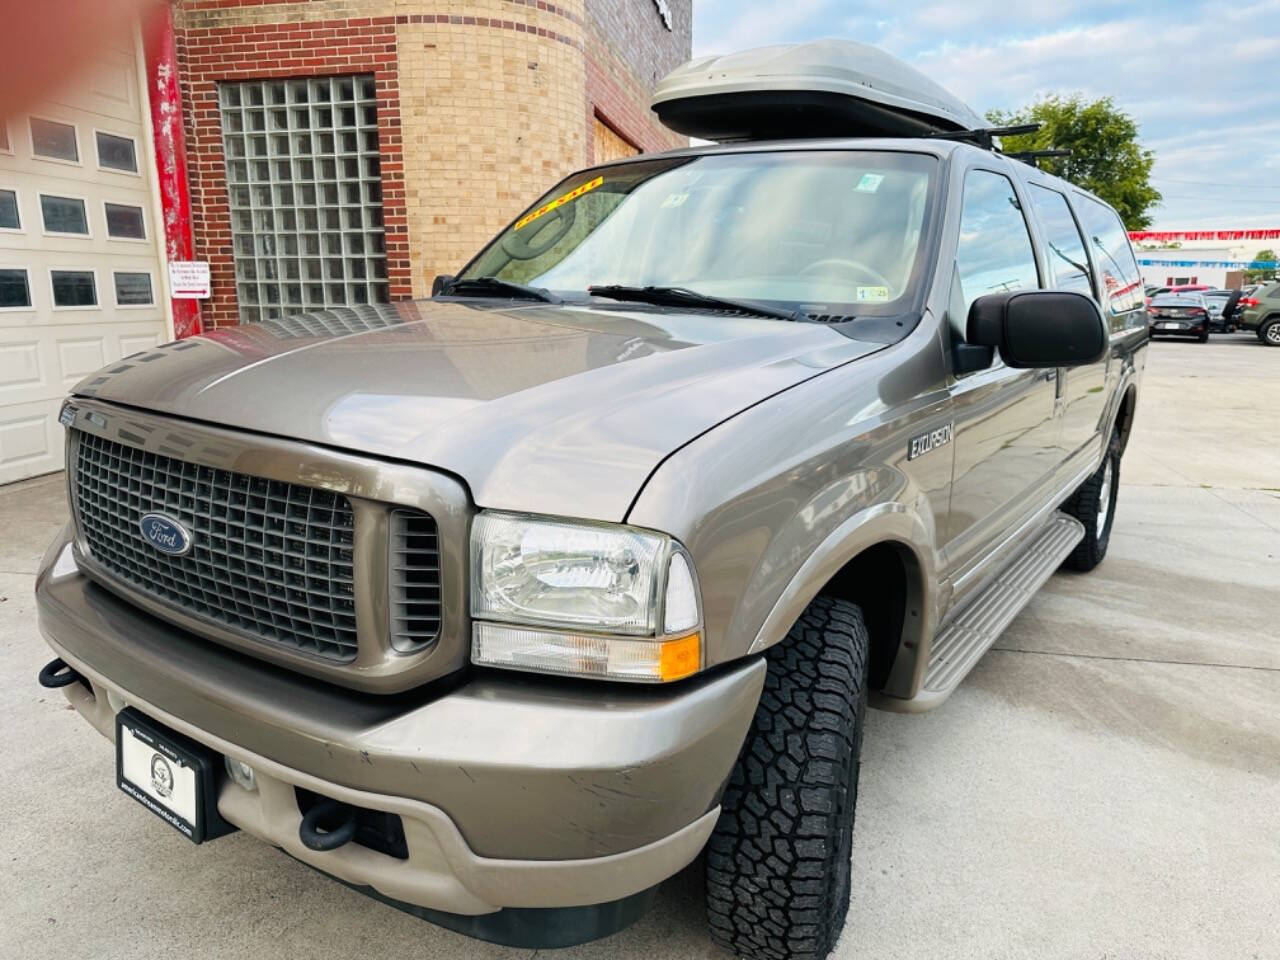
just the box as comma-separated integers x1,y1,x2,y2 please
967,291,1108,368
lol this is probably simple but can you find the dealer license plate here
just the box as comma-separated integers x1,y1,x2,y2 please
1159,322,1183,329
116,707,227,843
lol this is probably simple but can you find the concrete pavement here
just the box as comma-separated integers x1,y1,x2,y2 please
1,334,1277,959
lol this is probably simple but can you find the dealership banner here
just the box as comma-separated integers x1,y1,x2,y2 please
1135,259,1278,269
1128,229,1280,242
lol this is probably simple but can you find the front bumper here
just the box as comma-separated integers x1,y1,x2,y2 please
36,528,765,916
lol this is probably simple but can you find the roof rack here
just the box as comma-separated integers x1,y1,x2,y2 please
923,123,1042,150
1006,148,1072,169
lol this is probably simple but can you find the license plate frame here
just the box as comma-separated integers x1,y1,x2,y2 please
115,707,236,844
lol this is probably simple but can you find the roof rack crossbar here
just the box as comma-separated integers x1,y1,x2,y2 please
925,122,1041,150
1007,148,1072,168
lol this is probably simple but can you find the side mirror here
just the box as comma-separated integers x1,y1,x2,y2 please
967,290,1108,368
431,274,455,297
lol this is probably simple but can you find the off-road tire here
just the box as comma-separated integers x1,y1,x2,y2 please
1259,318,1280,347
705,595,869,960
1060,435,1120,572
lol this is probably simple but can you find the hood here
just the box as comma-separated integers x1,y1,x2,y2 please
74,300,882,521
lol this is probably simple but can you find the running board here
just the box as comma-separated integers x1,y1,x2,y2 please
919,513,1085,705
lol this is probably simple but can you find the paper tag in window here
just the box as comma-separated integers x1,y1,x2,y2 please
514,176,604,230
855,173,885,193
856,286,889,302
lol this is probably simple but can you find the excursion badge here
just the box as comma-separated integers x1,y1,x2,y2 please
907,422,953,461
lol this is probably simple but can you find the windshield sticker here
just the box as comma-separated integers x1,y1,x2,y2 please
856,286,890,302
855,173,885,193
661,192,689,208
514,176,604,231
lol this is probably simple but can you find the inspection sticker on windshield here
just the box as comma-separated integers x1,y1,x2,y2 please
855,173,885,193
514,176,603,230
856,286,890,302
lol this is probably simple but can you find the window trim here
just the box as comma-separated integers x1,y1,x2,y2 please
111,269,156,308
101,198,149,242
1025,180,1098,300
48,266,100,311
0,119,13,156
0,265,35,312
38,191,93,238
0,184,23,233
28,115,82,166
93,127,141,176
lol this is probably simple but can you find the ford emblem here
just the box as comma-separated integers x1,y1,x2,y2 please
138,512,193,556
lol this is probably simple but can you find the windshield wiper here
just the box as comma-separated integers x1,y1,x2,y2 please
443,276,561,303
587,284,802,322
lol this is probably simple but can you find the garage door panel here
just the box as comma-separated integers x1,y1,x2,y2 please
0,398,63,483
58,336,107,384
0,341,42,390
119,332,160,358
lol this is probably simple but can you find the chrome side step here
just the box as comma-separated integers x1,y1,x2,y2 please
920,513,1084,704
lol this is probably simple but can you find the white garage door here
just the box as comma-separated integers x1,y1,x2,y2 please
0,38,169,484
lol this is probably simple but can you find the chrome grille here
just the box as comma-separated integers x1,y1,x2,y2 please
72,430,358,661
389,509,443,652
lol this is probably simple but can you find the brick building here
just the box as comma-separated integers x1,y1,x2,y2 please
173,0,692,327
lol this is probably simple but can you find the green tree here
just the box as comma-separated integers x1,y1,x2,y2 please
987,95,1162,230
1245,248,1277,282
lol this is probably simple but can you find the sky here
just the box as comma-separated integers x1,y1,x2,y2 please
692,0,1280,231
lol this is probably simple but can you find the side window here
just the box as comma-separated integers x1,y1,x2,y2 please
1076,195,1143,316
1028,185,1093,297
953,170,1040,334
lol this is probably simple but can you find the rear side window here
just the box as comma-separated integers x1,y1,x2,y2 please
954,169,1040,317
1076,196,1143,315
1028,185,1092,297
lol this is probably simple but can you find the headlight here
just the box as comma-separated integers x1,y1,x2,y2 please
470,512,701,682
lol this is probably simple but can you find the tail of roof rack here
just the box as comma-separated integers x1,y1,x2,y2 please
651,39,986,142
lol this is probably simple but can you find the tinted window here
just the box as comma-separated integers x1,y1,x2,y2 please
104,202,145,239
51,270,96,307
1076,195,1143,314
954,170,1040,316
113,271,153,305
40,194,89,234
0,189,18,229
1028,185,1092,297
0,268,31,308
95,131,138,173
30,117,78,162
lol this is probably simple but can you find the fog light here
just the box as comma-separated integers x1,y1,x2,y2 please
225,756,257,791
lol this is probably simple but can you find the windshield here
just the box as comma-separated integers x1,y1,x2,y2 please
458,150,939,316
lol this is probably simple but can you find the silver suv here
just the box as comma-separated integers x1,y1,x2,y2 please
35,40,1146,960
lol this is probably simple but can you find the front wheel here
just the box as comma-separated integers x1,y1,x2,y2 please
1060,440,1120,571
705,595,869,960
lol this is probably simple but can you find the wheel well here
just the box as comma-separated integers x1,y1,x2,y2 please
1113,385,1138,454
816,541,920,690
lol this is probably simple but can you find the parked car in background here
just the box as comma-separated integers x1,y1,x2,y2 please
1238,282,1280,345
1203,289,1238,333
1149,292,1211,341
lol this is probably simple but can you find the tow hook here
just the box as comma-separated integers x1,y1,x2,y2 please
38,657,85,690
299,798,359,851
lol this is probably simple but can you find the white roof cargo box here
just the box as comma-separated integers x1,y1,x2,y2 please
651,38,986,142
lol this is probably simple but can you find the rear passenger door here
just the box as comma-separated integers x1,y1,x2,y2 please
1025,183,1108,467
943,166,1058,594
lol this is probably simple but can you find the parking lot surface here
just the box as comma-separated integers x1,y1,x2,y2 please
2,335,1277,960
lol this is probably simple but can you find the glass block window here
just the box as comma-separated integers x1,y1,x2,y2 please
96,131,138,173
30,117,79,162
220,75,388,322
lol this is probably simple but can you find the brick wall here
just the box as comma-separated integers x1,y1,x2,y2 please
583,0,690,156
173,0,689,321
175,5,409,327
